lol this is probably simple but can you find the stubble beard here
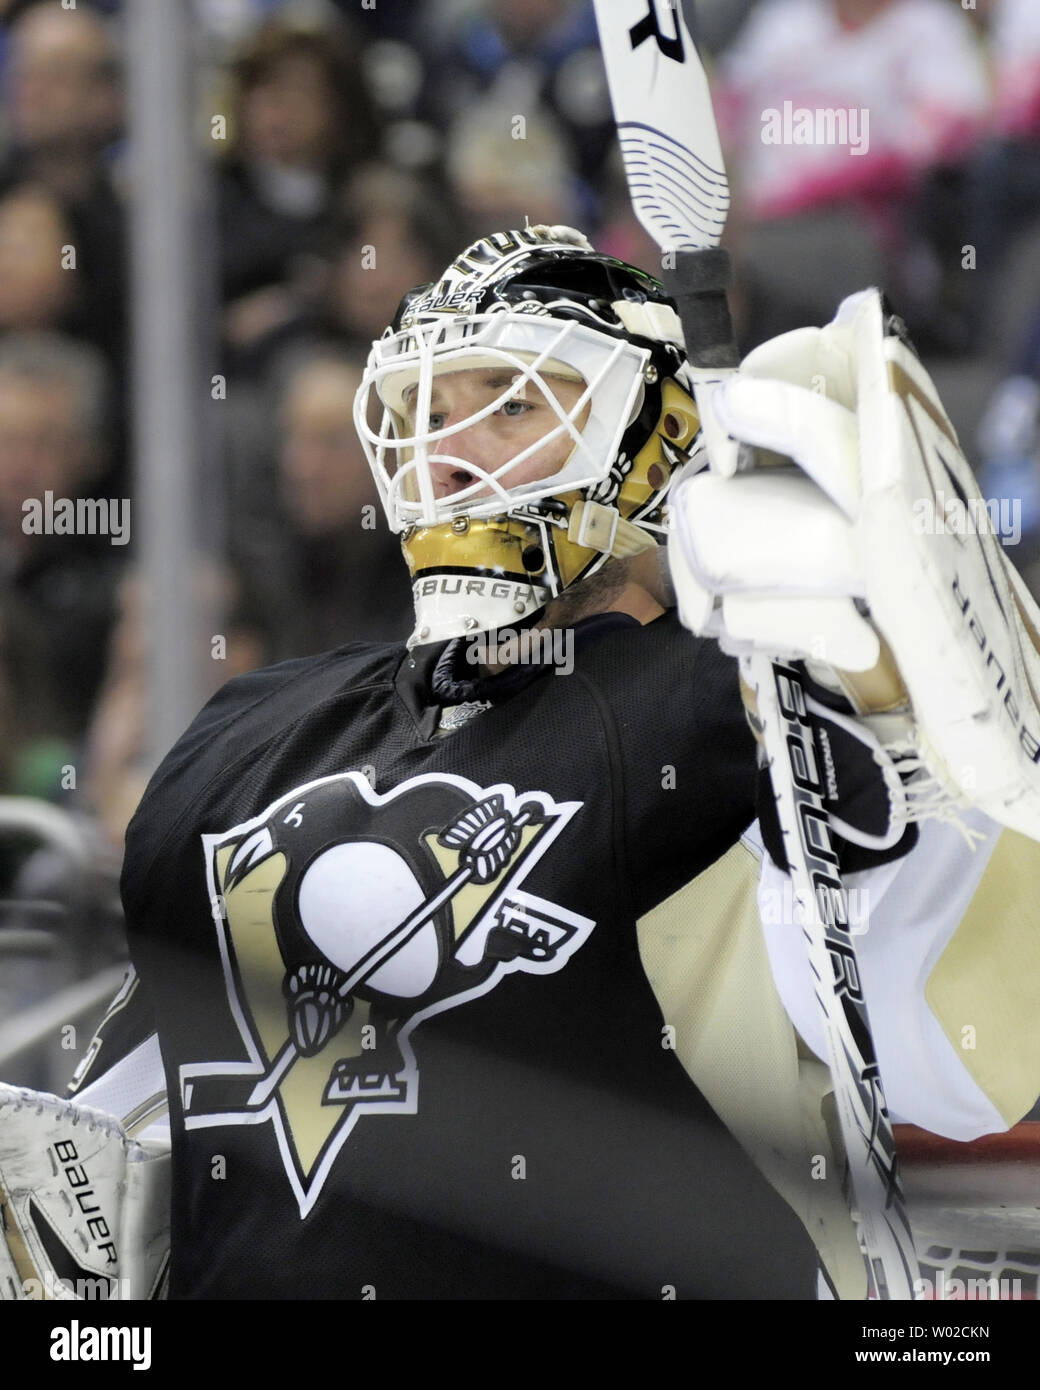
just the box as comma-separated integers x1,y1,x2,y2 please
540,556,633,630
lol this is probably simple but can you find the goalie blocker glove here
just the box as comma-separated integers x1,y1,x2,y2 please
669,287,1040,847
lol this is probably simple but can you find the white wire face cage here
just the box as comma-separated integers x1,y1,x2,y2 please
353,311,652,531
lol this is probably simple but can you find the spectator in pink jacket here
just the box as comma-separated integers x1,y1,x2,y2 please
715,0,990,347
718,0,989,223
991,0,1040,140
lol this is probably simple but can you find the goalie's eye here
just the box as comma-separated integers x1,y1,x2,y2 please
403,370,552,431
425,397,535,432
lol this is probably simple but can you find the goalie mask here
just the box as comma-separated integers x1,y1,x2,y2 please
354,225,701,647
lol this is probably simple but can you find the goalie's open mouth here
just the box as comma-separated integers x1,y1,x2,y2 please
433,465,480,500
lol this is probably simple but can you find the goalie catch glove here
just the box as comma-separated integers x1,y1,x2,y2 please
669,288,1040,846
0,1082,169,1301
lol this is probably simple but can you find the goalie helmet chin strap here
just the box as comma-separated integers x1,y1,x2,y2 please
568,500,658,559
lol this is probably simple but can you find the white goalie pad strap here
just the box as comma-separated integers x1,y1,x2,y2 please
0,1082,169,1301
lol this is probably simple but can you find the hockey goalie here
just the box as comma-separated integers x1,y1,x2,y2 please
2,224,1039,1300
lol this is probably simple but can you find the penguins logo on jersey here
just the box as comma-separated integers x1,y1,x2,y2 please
181,771,593,1216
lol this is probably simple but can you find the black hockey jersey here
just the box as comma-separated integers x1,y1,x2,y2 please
119,610,820,1299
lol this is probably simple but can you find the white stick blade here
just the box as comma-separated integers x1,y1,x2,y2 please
592,0,730,251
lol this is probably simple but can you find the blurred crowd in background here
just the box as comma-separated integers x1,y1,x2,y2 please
0,0,1038,863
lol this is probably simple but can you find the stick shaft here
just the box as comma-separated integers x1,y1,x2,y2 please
591,0,918,1298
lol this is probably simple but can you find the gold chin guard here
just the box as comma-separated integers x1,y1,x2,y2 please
401,378,700,600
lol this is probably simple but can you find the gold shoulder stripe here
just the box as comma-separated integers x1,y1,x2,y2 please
636,840,866,1298
925,828,1040,1127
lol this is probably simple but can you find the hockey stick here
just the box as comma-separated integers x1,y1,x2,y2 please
590,0,917,1299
